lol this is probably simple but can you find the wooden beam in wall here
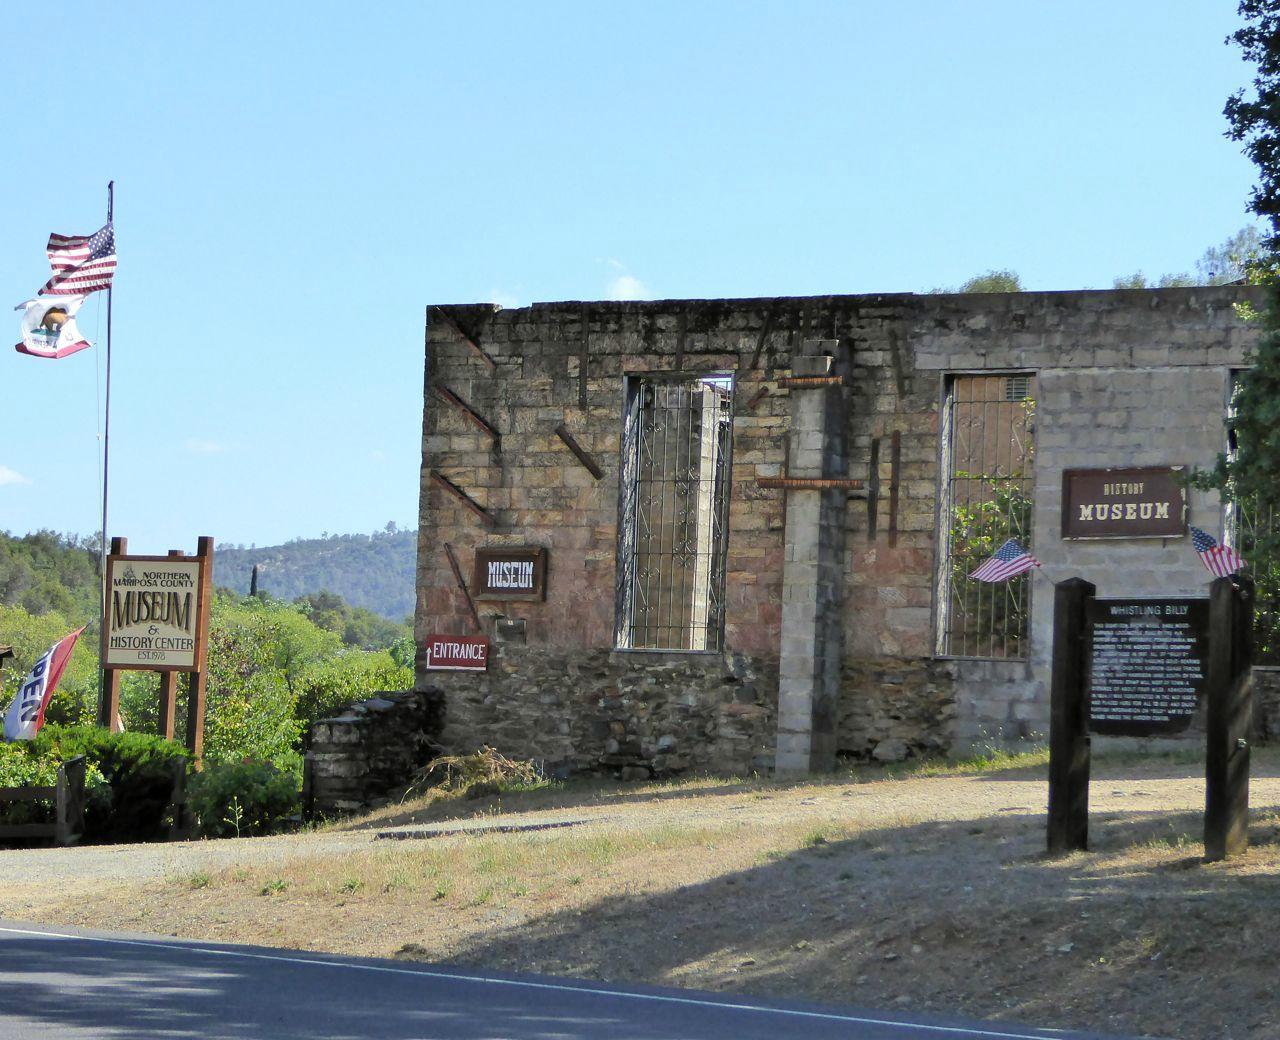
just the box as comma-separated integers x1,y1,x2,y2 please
757,476,865,492
867,437,880,540
443,543,484,634
747,305,776,371
554,423,604,480
433,384,500,443
887,430,901,547
778,375,847,389
430,471,497,528
431,307,497,373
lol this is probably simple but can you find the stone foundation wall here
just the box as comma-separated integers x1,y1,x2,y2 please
1253,668,1280,744
431,643,776,779
307,688,444,815
837,658,957,761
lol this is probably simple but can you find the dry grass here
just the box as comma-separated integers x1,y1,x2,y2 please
10,748,1280,1039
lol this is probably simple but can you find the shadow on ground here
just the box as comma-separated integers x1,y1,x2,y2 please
409,800,1280,1040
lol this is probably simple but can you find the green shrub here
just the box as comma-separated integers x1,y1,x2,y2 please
186,759,299,838
0,734,109,830
295,650,412,726
31,725,188,843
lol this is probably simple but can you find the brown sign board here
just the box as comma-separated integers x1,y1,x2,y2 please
1086,597,1210,736
1061,466,1186,539
102,554,210,672
473,546,547,601
424,634,489,671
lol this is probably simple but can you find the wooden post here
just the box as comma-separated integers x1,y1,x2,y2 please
1205,573,1254,862
97,535,126,730
184,537,215,763
156,548,185,741
1048,577,1095,855
55,756,85,846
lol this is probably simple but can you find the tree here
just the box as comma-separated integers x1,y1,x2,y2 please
1112,227,1262,289
1197,226,1262,283
1227,3,1280,254
1191,3,1280,647
958,270,1022,293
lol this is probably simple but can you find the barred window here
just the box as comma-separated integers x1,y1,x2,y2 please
936,373,1037,658
615,374,733,651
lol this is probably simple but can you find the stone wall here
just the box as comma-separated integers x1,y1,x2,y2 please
307,688,444,815
418,287,1265,772
432,640,775,779
838,658,958,761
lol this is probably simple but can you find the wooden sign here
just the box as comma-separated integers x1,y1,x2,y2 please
1061,466,1186,539
473,546,547,601
98,536,215,761
424,634,489,671
1086,597,1210,736
103,556,208,671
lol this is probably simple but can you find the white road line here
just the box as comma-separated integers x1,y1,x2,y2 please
0,925,1075,1040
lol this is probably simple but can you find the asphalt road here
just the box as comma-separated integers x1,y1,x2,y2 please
0,921,1142,1040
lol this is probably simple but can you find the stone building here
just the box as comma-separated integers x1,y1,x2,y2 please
414,286,1264,777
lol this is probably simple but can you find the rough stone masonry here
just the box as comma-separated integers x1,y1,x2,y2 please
415,286,1265,778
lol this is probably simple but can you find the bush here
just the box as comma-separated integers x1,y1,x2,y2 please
0,742,107,829
31,725,188,843
186,759,300,838
295,650,412,726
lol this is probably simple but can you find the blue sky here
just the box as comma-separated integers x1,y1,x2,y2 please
0,1,1260,551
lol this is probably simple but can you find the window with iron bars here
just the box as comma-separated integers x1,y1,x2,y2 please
936,373,1037,658
1225,371,1280,666
615,374,734,652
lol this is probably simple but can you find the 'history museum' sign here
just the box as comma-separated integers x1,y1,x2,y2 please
103,556,207,670
1086,597,1210,736
1061,466,1187,539
473,546,547,601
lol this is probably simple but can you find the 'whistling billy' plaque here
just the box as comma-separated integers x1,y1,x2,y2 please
1086,597,1210,736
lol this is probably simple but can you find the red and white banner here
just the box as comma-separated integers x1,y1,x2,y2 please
2,628,85,741
423,634,489,671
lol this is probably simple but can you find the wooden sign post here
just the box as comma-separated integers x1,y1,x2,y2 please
1047,577,1094,855
1046,573,1254,860
1205,574,1255,862
98,536,214,760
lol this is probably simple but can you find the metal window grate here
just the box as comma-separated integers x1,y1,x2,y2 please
937,374,1036,658
1004,375,1031,402
616,375,733,651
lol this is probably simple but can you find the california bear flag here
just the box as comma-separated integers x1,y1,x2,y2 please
2,629,85,741
15,296,91,359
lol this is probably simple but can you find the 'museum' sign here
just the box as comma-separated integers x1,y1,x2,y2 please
1086,597,1209,736
424,634,489,671
1061,466,1186,539
473,546,547,601
102,556,206,670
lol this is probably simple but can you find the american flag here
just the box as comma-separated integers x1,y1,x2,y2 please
1190,525,1246,578
969,538,1040,582
38,224,116,296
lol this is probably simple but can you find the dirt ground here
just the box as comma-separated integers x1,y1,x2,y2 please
6,751,1280,1040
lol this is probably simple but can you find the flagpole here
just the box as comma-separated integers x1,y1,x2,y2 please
98,181,114,715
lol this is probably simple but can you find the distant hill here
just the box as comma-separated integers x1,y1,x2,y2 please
0,530,101,622
213,528,416,622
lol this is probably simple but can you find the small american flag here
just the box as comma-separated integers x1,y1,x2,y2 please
970,538,1040,582
39,224,116,296
1190,525,1246,578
